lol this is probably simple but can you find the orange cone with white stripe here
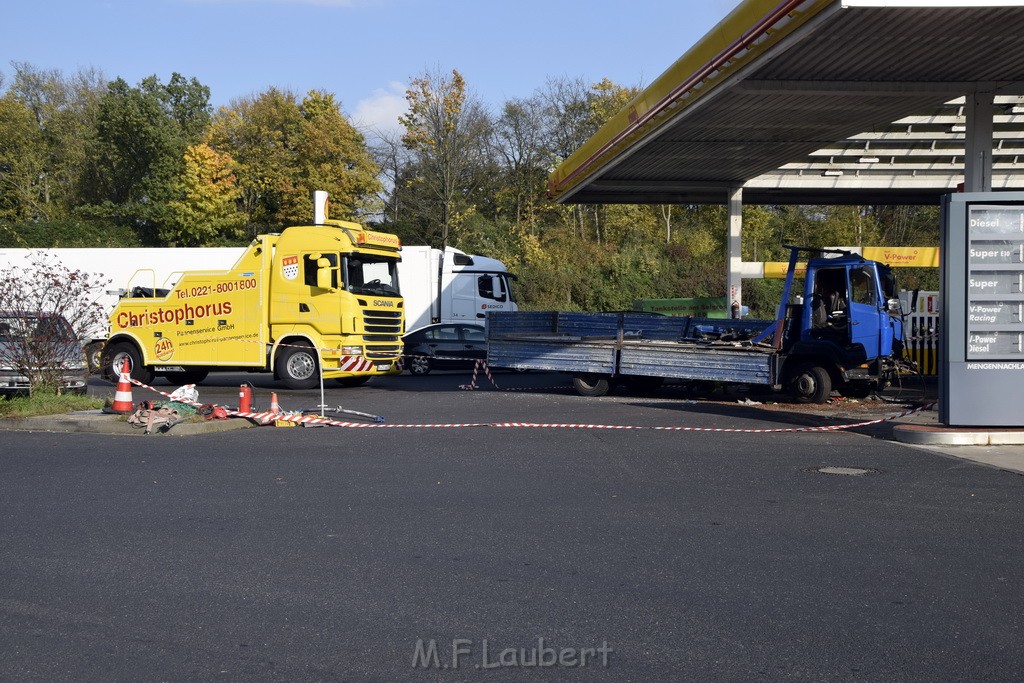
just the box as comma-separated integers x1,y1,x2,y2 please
269,392,281,415
108,357,135,414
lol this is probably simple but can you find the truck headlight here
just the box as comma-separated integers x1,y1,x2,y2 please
341,346,363,356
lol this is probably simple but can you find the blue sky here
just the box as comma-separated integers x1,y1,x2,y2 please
5,0,739,137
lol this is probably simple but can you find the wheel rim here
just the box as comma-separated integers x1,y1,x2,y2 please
111,352,132,377
287,352,316,380
794,372,817,398
410,357,430,374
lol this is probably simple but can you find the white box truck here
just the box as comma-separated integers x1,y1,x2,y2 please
398,246,517,333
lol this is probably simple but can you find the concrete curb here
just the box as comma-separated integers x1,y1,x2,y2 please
1,410,255,436
892,423,1024,446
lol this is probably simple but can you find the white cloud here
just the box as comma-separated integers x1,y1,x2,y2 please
351,81,407,139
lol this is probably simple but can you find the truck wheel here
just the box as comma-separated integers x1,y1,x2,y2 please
164,370,209,385
573,374,611,397
85,342,104,373
277,344,319,390
408,356,432,376
789,364,832,404
103,342,154,385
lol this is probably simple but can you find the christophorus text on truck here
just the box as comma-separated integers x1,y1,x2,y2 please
101,190,404,390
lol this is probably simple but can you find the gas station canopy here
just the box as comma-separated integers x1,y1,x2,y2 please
548,0,1024,206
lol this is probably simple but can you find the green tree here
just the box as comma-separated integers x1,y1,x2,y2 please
207,87,302,228
87,73,211,243
286,90,382,224
163,143,246,246
399,67,491,248
0,63,106,222
208,88,381,229
491,96,548,230
0,95,44,222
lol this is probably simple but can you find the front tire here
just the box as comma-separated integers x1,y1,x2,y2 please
103,342,154,385
277,344,319,390
573,374,612,397
789,364,832,404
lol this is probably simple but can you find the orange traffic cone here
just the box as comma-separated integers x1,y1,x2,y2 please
106,357,135,414
269,392,281,415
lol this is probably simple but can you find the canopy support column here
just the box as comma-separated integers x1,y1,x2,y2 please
727,187,743,318
964,90,994,192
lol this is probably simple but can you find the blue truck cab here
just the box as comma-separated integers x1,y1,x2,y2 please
769,248,905,401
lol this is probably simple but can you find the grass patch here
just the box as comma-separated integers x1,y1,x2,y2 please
0,392,106,418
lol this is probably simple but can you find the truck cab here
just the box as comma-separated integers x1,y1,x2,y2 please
798,255,903,359
778,251,905,401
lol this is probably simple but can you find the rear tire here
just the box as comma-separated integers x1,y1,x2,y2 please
277,344,319,390
573,374,612,397
102,342,154,385
789,364,832,404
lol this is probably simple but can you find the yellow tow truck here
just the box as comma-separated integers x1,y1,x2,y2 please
102,192,403,389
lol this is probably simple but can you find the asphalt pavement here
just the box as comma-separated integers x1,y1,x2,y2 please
2,372,1023,680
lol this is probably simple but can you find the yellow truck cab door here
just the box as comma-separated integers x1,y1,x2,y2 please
270,252,342,335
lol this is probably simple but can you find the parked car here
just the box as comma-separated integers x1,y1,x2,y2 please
402,323,487,375
0,311,88,396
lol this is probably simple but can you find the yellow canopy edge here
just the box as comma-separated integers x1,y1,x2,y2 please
547,0,836,202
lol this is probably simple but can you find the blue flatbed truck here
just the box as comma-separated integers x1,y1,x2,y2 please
486,248,909,403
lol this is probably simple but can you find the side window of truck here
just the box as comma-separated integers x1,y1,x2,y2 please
850,267,876,306
478,275,506,302
303,253,338,288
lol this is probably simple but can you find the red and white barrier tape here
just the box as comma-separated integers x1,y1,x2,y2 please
459,360,499,390
124,376,933,433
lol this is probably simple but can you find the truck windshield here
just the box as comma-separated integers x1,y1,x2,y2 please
344,255,399,296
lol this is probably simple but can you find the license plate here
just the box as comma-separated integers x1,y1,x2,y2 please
375,363,392,371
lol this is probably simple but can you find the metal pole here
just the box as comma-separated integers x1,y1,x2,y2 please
964,90,994,193
727,187,744,317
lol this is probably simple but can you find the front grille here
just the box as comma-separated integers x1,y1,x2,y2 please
364,309,402,335
366,344,401,360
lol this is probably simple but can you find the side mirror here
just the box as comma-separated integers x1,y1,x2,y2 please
886,298,901,314
316,258,336,291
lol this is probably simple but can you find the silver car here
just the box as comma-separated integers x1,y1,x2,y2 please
0,311,88,396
